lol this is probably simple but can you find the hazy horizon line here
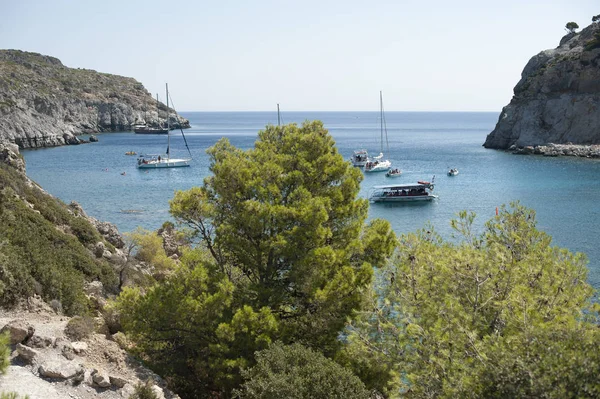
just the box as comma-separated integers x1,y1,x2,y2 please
179,110,502,114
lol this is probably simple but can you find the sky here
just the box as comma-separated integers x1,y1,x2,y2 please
0,0,597,111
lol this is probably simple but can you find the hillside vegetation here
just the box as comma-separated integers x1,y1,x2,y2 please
0,145,119,314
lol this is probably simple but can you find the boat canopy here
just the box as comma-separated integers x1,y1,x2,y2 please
373,183,431,190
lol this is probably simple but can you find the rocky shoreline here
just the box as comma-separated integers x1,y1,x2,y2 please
509,143,600,157
484,21,600,149
0,50,190,150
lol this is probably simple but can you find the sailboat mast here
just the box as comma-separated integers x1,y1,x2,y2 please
156,93,159,127
380,91,384,154
277,103,281,126
166,83,170,161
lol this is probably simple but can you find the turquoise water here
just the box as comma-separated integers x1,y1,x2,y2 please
22,112,600,288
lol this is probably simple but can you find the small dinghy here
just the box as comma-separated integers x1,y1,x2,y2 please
448,168,459,176
386,168,402,178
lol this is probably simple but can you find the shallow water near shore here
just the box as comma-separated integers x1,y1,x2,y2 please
22,111,600,288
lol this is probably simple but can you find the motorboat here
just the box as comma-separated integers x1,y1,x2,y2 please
386,168,402,177
369,180,437,203
350,149,369,167
448,168,459,176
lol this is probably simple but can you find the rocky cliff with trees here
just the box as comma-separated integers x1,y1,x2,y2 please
0,50,190,149
484,18,600,151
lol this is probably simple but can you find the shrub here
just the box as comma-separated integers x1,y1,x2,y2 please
0,163,118,314
0,332,9,375
235,342,369,399
1,393,30,399
64,316,95,341
129,380,158,399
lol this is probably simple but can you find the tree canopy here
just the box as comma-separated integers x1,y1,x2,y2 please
565,21,580,33
342,203,600,398
235,342,370,399
117,121,395,398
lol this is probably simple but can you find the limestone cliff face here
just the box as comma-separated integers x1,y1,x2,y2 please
0,50,190,149
484,23,600,149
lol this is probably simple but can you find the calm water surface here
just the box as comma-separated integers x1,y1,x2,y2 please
22,112,600,288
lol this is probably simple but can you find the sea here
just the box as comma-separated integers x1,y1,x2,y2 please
22,112,600,289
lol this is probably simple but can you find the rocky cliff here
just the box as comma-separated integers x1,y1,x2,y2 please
0,50,190,149
484,22,600,149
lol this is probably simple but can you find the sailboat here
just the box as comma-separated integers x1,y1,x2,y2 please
134,93,169,134
137,84,192,169
364,91,392,173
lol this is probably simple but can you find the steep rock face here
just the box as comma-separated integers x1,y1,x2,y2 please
484,23,600,149
0,50,190,149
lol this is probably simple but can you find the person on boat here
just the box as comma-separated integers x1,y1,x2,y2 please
158,155,161,161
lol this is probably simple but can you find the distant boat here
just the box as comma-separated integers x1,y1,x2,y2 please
448,168,459,176
365,91,392,173
137,84,192,169
350,149,369,167
134,93,169,134
133,125,168,134
125,151,137,155
386,168,402,178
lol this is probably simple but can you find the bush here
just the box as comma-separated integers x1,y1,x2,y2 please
129,380,158,399
1,393,30,399
235,342,369,399
125,228,175,272
64,316,95,341
0,332,9,375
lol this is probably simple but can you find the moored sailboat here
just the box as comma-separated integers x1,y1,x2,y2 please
365,91,392,173
137,84,192,169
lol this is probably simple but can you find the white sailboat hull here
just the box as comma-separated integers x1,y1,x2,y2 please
137,158,191,168
365,159,391,172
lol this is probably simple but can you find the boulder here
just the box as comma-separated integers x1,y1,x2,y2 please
0,143,26,173
85,280,104,297
61,341,76,360
92,368,112,388
16,343,40,363
120,383,136,398
94,241,106,258
89,135,99,142
152,385,166,399
71,341,88,354
1,319,35,344
26,334,54,348
110,375,129,388
39,360,82,379
92,369,110,388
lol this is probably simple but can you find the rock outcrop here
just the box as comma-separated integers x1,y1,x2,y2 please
0,50,190,149
484,22,600,149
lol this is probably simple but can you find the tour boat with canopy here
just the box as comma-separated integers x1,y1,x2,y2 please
369,178,437,203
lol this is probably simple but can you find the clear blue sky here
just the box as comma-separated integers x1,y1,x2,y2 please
1,0,597,111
